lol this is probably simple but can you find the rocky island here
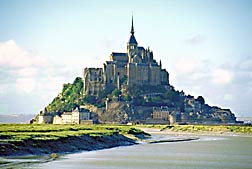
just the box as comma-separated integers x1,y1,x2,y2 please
31,16,237,125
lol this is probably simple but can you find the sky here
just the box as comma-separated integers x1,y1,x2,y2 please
0,0,252,117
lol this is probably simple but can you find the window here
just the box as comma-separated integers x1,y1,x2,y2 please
130,46,134,49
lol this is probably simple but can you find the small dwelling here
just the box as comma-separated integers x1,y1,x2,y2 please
61,112,73,124
53,115,62,124
38,114,53,124
147,106,180,124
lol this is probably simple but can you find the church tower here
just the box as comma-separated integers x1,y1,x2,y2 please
127,15,138,61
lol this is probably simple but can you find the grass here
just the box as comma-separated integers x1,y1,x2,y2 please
0,124,146,143
2,124,250,144
135,124,168,130
152,124,252,134
135,124,252,134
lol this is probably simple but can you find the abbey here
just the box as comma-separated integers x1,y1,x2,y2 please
83,17,169,96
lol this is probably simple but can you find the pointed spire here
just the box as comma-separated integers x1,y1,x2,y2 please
131,14,134,34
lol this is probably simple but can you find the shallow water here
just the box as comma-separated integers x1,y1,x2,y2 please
2,135,252,169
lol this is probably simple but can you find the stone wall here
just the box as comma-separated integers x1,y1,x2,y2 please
83,68,105,95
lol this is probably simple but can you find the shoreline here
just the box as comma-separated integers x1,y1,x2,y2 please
139,127,252,137
2,126,251,168
1,124,251,162
0,132,137,157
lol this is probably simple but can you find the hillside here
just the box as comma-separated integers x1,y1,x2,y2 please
32,77,237,124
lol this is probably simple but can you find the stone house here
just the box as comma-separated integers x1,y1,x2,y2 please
38,114,53,124
150,106,180,124
52,107,92,124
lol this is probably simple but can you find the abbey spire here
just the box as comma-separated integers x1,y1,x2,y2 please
131,15,134,34
127,15,138,53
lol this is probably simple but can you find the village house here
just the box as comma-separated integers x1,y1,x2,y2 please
54,107,92,124
38,114,53,124
38,106,92,124
147,106,181,124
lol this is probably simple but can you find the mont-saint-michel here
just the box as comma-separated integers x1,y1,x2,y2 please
31,16,237,125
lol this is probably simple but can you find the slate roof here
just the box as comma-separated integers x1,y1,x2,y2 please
128,34,138,44
111,52,127,57
138,46,145,51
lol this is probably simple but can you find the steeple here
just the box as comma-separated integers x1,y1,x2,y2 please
128,15,137,45
131,15,134,34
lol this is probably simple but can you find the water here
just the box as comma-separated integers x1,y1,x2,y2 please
2,135,252,169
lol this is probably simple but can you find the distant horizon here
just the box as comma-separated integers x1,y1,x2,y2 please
0,0,252,117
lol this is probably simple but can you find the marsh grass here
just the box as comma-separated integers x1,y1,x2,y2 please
161,124,252,134
0,124,144,143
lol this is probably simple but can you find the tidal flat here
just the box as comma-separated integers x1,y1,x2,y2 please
1,124,252,168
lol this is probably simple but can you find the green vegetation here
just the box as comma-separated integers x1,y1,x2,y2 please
0,124,150,156
148,124,252,134
0,124,148,143
46,77,84,113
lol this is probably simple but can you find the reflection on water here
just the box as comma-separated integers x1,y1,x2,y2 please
2,135,252,169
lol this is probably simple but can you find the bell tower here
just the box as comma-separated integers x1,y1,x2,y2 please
127,15,138,60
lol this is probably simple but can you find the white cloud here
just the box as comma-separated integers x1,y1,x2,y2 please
0,84,7,95
237,57,252,71
185,34,205,45
16,77,36,93
38,76,65,92
0,40,47,67
212,68,233,85
223,94,234,101
15,67,38,77
174,57,198,73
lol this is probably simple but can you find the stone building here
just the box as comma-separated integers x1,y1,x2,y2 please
38,114,53,124
149,106,180,124
52,107,92,124
61,112,72,124
83,16,169,96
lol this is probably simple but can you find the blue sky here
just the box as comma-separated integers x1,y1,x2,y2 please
0,0,252,117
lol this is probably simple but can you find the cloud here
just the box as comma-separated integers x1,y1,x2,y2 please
0,39,77,114
15,67,38,77
174,57,198,73
171,55,252,116
16,77,36,93
185,34,205,45
223,94,234,101
237,57,252,71
0,40,47,67
212,68,233,85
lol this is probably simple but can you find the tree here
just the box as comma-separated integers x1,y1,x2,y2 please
196,96,205,105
